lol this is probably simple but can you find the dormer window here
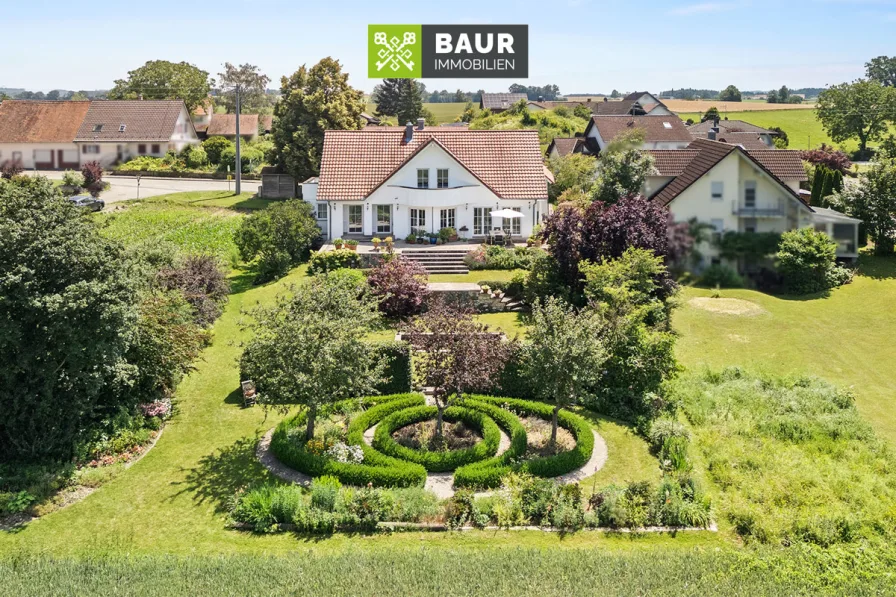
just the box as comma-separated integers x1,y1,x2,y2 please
417,168,429,189
93,124,104,132
119,124,126,132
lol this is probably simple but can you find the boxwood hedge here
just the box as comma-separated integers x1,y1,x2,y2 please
271,394,428,487
372,405,500,472
453,398,529,489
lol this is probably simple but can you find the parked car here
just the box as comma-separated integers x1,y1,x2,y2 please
67,195,105,212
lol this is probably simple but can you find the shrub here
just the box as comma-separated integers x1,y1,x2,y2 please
345,485,393,530
452,397,528,489
81,161,104,197
366,257,429,318
699,264,743,288
372,405,501,472
310,475,341,512
235,200,321,283
776,227,848,295
647,419,690,454
202,136,233,165
156,254,230,326
307,249,361,275
180,144,208,169
367,341,412,394
219,145,264,174
444,489,488,528
61,169,84,188
464,245,541,270
0,161,24,179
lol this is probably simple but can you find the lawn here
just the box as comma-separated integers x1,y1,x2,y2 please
365,103,468,125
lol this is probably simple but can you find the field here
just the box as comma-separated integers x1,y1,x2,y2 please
365,103,468,124
665,99,815,113
676,109,837,151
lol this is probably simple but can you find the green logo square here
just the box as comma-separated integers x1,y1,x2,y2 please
368,24,422,78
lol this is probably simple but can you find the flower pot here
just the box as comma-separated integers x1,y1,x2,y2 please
429,237,437,245
346,245,357,251
334,243,343,250
449,234,458,242
417,237,426,244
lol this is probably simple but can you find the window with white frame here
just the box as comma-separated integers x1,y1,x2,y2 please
744,181,757,207
316,203,328,220
410,208,426,230
502,207,522,235
473,207,492,235
711,218,724,241
417,168,429,189
81,145,100,154
440,208,455,229
711,181,723,201
437,168,449,188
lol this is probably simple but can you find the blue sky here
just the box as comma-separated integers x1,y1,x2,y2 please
2,0,893,94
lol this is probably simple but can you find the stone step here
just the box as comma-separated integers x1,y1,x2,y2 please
425,269,470,274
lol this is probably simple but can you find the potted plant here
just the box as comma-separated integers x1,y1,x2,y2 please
447,227,458,242
417,229,427,244
333,237,344,250
406,233,416,244
428,233,438,245
344,239,359,251
480,285,491,294
384,236,394,250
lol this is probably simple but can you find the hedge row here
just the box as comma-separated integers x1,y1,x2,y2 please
454,395,594,488
372,405,500,472
271,394,428,487
308,250,361,274
453,398,529,489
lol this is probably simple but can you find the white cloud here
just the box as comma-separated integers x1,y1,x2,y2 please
667,2,737,15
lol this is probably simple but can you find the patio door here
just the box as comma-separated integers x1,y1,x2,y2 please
345,205,362,234
375,205,392,234
501,207,522,235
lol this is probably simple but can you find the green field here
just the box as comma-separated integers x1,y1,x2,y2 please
365,102,468,124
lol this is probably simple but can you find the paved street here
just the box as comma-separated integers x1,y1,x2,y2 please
32,170,248,203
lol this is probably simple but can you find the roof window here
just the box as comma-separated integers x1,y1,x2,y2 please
119,124,126,132
662,122,673,129
93,124,104,132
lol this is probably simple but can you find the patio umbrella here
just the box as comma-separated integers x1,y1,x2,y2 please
489,208,523,233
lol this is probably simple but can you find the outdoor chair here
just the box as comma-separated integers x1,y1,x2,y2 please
241,380,257,407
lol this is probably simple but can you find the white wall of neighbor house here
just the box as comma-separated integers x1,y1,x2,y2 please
307,143,548,240
668,152,812,267
586,124,688,152
0,143,80,169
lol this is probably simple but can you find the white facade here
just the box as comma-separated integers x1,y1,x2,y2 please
304,143,548,240
663,152,813,267
0,142,79,169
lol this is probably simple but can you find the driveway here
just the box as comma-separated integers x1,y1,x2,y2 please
31,170,251,203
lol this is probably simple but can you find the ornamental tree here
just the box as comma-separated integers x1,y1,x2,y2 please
156,254,230,326
366,257,430,319
272,57,365,181
402,300,510,437
546,153,598,202
240,273,385,441
590,141,655,205
829,154,896,255
800,144,852,174
520,297,606,445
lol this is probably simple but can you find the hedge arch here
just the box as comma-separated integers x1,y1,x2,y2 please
373,405,501,472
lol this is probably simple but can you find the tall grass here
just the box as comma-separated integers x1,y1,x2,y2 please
672,368,896,546
3,545,894,596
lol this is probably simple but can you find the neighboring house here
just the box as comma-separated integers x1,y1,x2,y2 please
0,100,89,169
647,138,859,267
303,120,550,240
546,137,585,158
583,115,693,154
480,92,528,112
74,100,199,167
687,119,776,147
206,113,260,141
191,98,215,135
621,91,673,115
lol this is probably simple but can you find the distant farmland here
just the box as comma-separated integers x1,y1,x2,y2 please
364,103,468,124
664,99,816,113
675,109,833,151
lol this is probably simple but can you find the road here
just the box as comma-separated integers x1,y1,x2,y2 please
32,170,249,203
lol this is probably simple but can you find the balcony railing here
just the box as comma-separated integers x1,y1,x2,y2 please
732,200,784,217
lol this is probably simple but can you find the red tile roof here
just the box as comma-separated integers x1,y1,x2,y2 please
480,93,528,110
0,100,90,143
687,119,774,135
75,100,188,142
589,115,692,144
747,149,807,181
206,113,260,137
712,133,772,150
647,149,699,176
547,137,585,157
317,128,547,201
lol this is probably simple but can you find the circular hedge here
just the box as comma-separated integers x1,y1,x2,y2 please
373,405,500,472
269,393,596,490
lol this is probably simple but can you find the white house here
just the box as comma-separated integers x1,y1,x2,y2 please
0,100,89,169
583,115,693,154
648,138,859,267
74,100,199,167
303,121,550,241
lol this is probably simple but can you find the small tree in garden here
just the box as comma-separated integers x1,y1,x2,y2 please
701,106,721,122
403,300,510,437
366,257,430,319
546,153,598,202
520,297,606,445
539,203,583,289
800,144,852,174
80,161,104,197
590,135,655,205
156,254,230,326
234,200,321,283
830,154,896,255
776,227,849,294
240,273,385,441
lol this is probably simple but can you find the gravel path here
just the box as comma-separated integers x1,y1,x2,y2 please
257,429,312,486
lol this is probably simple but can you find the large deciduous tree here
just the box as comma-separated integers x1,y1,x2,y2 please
240,273,385,441
0,176,139,462
520,297,606,444
816,80,896,156
719,85,741,102
866,55,896,87
591,130,655,205
272,57,365,182
402,300,510,437
546,153,598,202
217,62,271,114
108,60,212,113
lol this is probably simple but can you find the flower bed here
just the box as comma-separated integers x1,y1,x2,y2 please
373,406,501,472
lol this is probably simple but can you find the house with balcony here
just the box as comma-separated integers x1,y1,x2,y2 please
647,138,859,269
301,120,550,241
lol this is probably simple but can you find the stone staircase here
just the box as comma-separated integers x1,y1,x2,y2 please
400,249,469,275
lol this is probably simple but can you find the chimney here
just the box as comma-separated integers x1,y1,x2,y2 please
538,95,544,102
416,117,425,130
713,117,720,129
405,122,414,142
137,94,143,101
708,130,717,141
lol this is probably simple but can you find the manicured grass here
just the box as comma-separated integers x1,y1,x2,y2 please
674,256,896,444
429,269,524,284
365,103,468,125
126,190,275,211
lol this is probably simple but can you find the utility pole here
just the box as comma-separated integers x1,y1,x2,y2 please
234,84,241,195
